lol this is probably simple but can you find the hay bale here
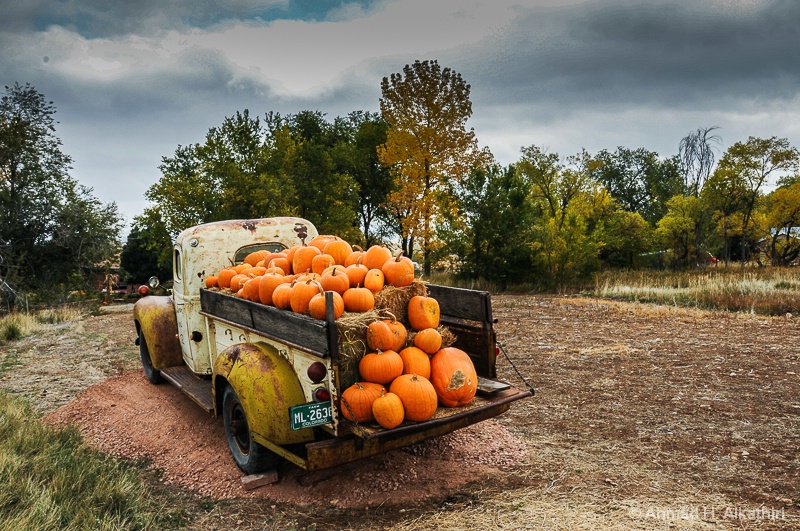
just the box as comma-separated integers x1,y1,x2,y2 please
335,309,380,389
373,279,427,323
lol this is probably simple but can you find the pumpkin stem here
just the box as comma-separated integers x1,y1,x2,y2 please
394,250,404,262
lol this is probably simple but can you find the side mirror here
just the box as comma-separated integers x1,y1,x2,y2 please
148,276,160,289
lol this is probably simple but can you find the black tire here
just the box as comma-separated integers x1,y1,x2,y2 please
138,329,162,384
222,385,279,474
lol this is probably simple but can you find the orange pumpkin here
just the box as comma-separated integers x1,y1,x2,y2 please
340,382,385,423
413,327,442,354
345,260,369,288
308,288,344,320
308,234,337,252
359,349,404,385
389,374,437,422
293,245,321,276
408,295,440,330
204,275,218,288
228,273,250,292
372,390,404,429
265,253,291,274
233,263,253,274
344,245,365,267
284,245,300,273
272,281,294,310
398,346,431,379
318,266,350,295
258,272,287,306
244,249,269,266
290,278,321,314
364,245,393,270
216,268,237,289
382,251,415,287
430,347,478,407
311,253,335,275
363,268,385,293
323,237,353,266
384,316,408,351
366,320,394,351
342,286,374,312
243,276,262,302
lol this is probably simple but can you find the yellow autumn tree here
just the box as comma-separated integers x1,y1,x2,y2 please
378,59,492,275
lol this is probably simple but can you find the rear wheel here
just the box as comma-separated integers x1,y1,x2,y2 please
222,384,279,474
138,329,162,384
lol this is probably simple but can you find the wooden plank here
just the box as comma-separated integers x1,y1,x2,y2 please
201,289,329,354
241,470,279,489
428,284,492,326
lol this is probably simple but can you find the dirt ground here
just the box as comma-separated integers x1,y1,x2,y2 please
2,296,799,529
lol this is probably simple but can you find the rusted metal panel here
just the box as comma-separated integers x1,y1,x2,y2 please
212,342,314,446
133,295,182,369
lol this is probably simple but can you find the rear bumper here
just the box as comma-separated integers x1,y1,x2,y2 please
302,386,531,471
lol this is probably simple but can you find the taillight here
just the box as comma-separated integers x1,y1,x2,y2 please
313,387,330,402
307,362,327,383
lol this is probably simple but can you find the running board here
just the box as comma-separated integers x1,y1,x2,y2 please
160,365,214,413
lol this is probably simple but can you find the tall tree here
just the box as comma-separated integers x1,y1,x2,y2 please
656,195,707,268
0,83,121,298
678,126,722,197
714,136,800,264
331,112,393,247
518,147,609,286
442,164,534,289
590,147,682,224
378,59,492,274
765,180,800,266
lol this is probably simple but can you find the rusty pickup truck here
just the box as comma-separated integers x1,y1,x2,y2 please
133,217,531,474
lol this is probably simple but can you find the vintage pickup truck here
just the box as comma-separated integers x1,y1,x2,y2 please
133,217,531,474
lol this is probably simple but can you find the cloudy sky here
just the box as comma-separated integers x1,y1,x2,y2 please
2,0,799,230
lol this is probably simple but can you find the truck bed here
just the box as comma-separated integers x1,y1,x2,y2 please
198,285,532,470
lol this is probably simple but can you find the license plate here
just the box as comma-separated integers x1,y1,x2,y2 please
290,402,332,430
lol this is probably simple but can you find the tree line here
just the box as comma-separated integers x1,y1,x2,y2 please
3,61,800,305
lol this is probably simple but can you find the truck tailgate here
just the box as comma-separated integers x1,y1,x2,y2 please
303,384,531,471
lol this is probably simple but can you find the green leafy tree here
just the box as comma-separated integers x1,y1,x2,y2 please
600,209,654,268
519,147,609,286
656,195,707,268
272,111,360,241
765,179,800,265
0,83,121,299
331,112,393,247
590,147,683,224
379,59,492,274
714,136,800,263
120,224,171,284
442,164,534,288
702,165,748,263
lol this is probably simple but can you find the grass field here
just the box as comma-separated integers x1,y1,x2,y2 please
592,266,800,315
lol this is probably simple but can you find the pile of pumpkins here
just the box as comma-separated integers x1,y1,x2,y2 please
204,234,478,429
341,295,478,429
204,235,415,320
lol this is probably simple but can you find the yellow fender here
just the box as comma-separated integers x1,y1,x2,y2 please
133,295,182,370
213,342,314,446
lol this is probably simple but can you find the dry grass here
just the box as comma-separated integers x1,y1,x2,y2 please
593,267,800,315
0,306,84,342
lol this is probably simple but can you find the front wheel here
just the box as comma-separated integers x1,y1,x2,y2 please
222,385,279,474
138,329,162,384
